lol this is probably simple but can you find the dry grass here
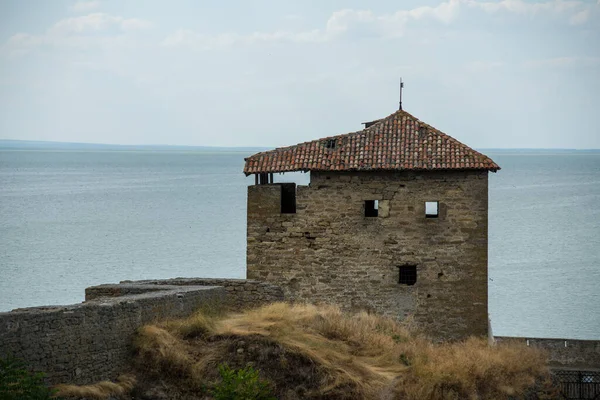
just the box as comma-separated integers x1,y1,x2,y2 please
131,302,552,399
134,325,196,377
54,375,135,399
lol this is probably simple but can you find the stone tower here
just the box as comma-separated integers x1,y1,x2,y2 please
243,109,500,341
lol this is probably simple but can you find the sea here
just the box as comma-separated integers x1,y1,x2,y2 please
0,147,598,340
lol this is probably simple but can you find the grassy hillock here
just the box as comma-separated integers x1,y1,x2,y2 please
56,303,558,399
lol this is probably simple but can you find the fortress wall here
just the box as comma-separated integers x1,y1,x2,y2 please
0,278,284,385
495,337,600,369
86,278,284,309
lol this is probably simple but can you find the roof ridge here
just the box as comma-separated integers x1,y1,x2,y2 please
243,109,500,174
400,111,500,162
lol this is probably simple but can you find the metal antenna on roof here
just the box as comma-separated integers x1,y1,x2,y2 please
399,78,404,111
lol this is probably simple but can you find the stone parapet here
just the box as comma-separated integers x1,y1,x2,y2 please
87,278,284,309
0,278,284,385
495,337,600,369
0,284,225,385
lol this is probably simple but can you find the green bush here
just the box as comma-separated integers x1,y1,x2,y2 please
0,356,59,400
211,363,276,400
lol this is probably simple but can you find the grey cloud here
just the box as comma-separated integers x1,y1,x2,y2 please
1,0,598,148
159,0,595,50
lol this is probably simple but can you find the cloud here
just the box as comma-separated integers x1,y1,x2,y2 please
569,9,590,24
160,28,323,49
2,33,44,57
162,2,462,49
4,0,596,57
120,18,153,31
1,12,151,57
467,0,583,15
50,13,151,34
319,2,462,38
324,9,377,36
71,1,101,13
403,0,461,23
6,33,43,48
161,0,595,50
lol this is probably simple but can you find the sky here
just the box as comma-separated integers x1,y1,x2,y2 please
0,0,599,149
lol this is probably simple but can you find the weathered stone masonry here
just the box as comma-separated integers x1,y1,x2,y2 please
0,278,284,385
495,337,600,368
247,170,489,341
87,278,284,310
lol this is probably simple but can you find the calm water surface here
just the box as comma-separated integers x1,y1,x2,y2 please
488,151,600,340
0,149,598,339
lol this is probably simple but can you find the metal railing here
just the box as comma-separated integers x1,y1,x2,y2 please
553,370,600,400
431,370,600,399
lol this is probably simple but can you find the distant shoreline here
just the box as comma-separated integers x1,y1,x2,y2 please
0,139,268,153
0,139,598,153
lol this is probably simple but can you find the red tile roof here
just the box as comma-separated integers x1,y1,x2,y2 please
243,109,500,175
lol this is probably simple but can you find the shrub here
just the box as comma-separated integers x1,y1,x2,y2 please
0,356,59,400
211,364,276,400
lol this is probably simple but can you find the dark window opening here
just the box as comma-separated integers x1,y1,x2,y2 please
281,183,297,214
365,200,378,217
425,201,439,218
326,139,337,149
398,265,417,285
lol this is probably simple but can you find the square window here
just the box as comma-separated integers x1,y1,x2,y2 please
425,201,439,218
398,265,417,285
365,200,378,217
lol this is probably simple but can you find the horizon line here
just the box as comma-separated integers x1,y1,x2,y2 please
0,138,598,152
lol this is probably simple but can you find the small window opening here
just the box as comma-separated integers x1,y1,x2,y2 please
398,265,417,285
365,200,378,217
425,201,439,218
326,139,336,149
281,183,297,214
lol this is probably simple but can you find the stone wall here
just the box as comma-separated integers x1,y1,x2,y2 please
0,285,224,385
0,278,284,385
247,170,489,341
495,337,600,369
86,278,285,309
